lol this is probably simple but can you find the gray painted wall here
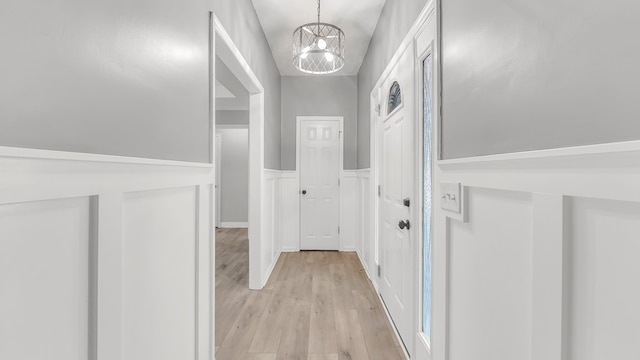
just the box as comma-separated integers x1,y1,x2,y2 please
217,128,249,223
216,110,249,125
281,76,358,170
356,0,430,168
0,0,281,167
441,0,640,158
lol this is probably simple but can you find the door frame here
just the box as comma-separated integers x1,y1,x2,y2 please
215,133,222,228
368,1,438,359
212,14,266,290
414,6,440,359
373,42,418,357
296,115,344,251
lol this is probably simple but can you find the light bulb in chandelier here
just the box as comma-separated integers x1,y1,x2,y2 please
317,38,327,50
325,52,334,62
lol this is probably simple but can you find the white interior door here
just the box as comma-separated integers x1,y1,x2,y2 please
379,44,416,355
299,118,341,250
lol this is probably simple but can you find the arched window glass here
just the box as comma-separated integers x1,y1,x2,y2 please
388,81,402,114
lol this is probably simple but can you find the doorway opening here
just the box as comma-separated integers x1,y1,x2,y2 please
215,56,249,229
212,13,266,290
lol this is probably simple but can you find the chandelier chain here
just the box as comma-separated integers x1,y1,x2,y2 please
317,0,321,25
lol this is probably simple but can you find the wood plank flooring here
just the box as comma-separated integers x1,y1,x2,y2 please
215,228,405,360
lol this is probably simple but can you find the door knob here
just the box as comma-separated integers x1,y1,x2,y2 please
301,190,307,195
398,220,411,230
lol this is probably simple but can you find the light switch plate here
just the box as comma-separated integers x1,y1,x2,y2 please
440,182,461,213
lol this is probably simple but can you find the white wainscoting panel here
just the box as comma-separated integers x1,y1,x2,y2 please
0,196,94,360
447,188,533,360
355,170,372,275
0,146,215,360
122,187,197,360
262,170,283,286
566,197,640,360
280,172,299,252
340,171,358,251
432,141,640,360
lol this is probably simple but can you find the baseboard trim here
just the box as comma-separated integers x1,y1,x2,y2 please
219,222,248,228
282,247,300,252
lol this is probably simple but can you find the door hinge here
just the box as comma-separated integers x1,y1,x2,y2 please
338,226,340,234
378,185,381,197
338,179,340,186
377,264,381,277
339,131,342,139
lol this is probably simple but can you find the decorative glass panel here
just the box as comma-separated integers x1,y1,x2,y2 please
388,81,402,114
422,54,433,339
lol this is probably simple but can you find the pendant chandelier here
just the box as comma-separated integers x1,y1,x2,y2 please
292,0,345,74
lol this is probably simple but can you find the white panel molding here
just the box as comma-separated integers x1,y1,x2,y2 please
122,187,198,360
354,169,372,275
355,172,365,261
0,196,93,360
531,194,564,360
340,171,358,251
0,148,215,360
279,171,300,252
262,169,283,287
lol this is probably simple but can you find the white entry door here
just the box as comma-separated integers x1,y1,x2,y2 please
299,117,342,250
378,44,415,354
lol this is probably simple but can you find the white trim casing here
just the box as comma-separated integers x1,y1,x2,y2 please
414,3,438,360
212,14,274,291
215,134,222,228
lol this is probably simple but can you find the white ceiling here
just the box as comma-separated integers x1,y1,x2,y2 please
251,0,387,76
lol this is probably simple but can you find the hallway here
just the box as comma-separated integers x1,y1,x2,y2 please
215,228,405,360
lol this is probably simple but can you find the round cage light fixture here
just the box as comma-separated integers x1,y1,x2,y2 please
293,0,345,74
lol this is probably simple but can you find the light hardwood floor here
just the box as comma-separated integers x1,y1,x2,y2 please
215,228,406,360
